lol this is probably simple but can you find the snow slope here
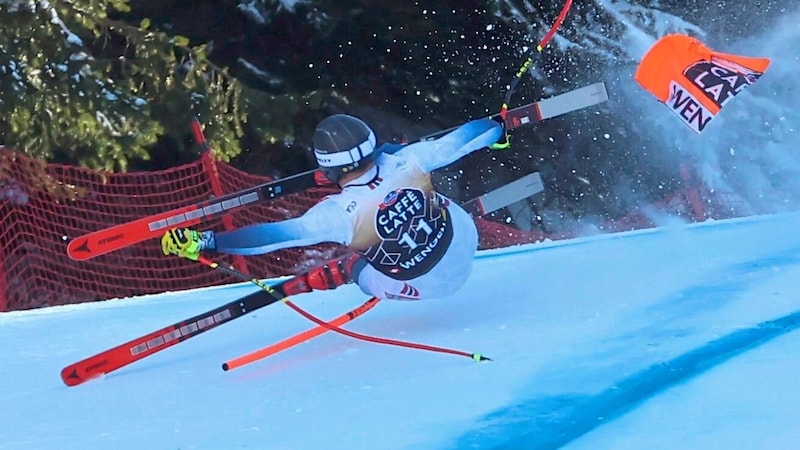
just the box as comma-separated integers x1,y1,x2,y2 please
2,212,800,450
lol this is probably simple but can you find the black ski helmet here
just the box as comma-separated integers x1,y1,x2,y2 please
313,114,378,183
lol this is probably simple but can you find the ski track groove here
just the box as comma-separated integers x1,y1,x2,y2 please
448,247,800,450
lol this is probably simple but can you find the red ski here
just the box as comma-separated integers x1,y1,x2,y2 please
66,82,608,261
65,168,330,261
60,279,292,387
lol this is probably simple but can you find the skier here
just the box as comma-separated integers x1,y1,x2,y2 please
161,114,503,300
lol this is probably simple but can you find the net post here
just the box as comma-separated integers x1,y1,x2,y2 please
200,151,250,274
0,252,7,312
680,163,708,222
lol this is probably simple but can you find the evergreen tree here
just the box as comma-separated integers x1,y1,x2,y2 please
0,0,253,171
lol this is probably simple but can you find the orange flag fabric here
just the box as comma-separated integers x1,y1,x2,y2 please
634,34,770,133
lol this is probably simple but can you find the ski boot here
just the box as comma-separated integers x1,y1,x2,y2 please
283,253,363,296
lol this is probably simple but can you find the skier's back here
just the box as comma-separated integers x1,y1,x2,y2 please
162,114,503,300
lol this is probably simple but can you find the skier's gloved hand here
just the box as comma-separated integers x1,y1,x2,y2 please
161,228,214,261
489,115,511,151
490,134,511,151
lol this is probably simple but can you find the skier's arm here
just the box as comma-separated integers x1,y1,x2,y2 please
212,200,353,256
396,118,502,172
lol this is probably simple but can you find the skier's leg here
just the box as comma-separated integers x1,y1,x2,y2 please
282,253,365,295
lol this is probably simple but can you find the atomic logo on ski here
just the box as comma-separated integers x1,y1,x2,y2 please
97,233,125,245
62,368,80,383
71,239,91,254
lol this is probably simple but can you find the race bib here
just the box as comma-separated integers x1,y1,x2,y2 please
358,188,452,280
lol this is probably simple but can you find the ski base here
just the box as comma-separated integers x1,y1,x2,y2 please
462,172,544,216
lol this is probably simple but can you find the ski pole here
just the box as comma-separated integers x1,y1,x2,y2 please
499,0,574,117
493,0,574,150
197,257,491,362
222,296,380,371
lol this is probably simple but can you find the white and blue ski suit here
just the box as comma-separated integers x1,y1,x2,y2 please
213,119,502,300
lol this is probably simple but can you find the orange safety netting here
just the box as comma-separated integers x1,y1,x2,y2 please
0,149,341,311
0,148,544,311
0,147,714,312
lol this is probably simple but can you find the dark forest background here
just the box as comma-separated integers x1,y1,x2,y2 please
0,0,785,232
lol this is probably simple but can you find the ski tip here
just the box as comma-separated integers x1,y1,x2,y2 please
221,363,230,372
66,239,94,261
592,82,609,103
61,366,83,387
60,365,102,387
